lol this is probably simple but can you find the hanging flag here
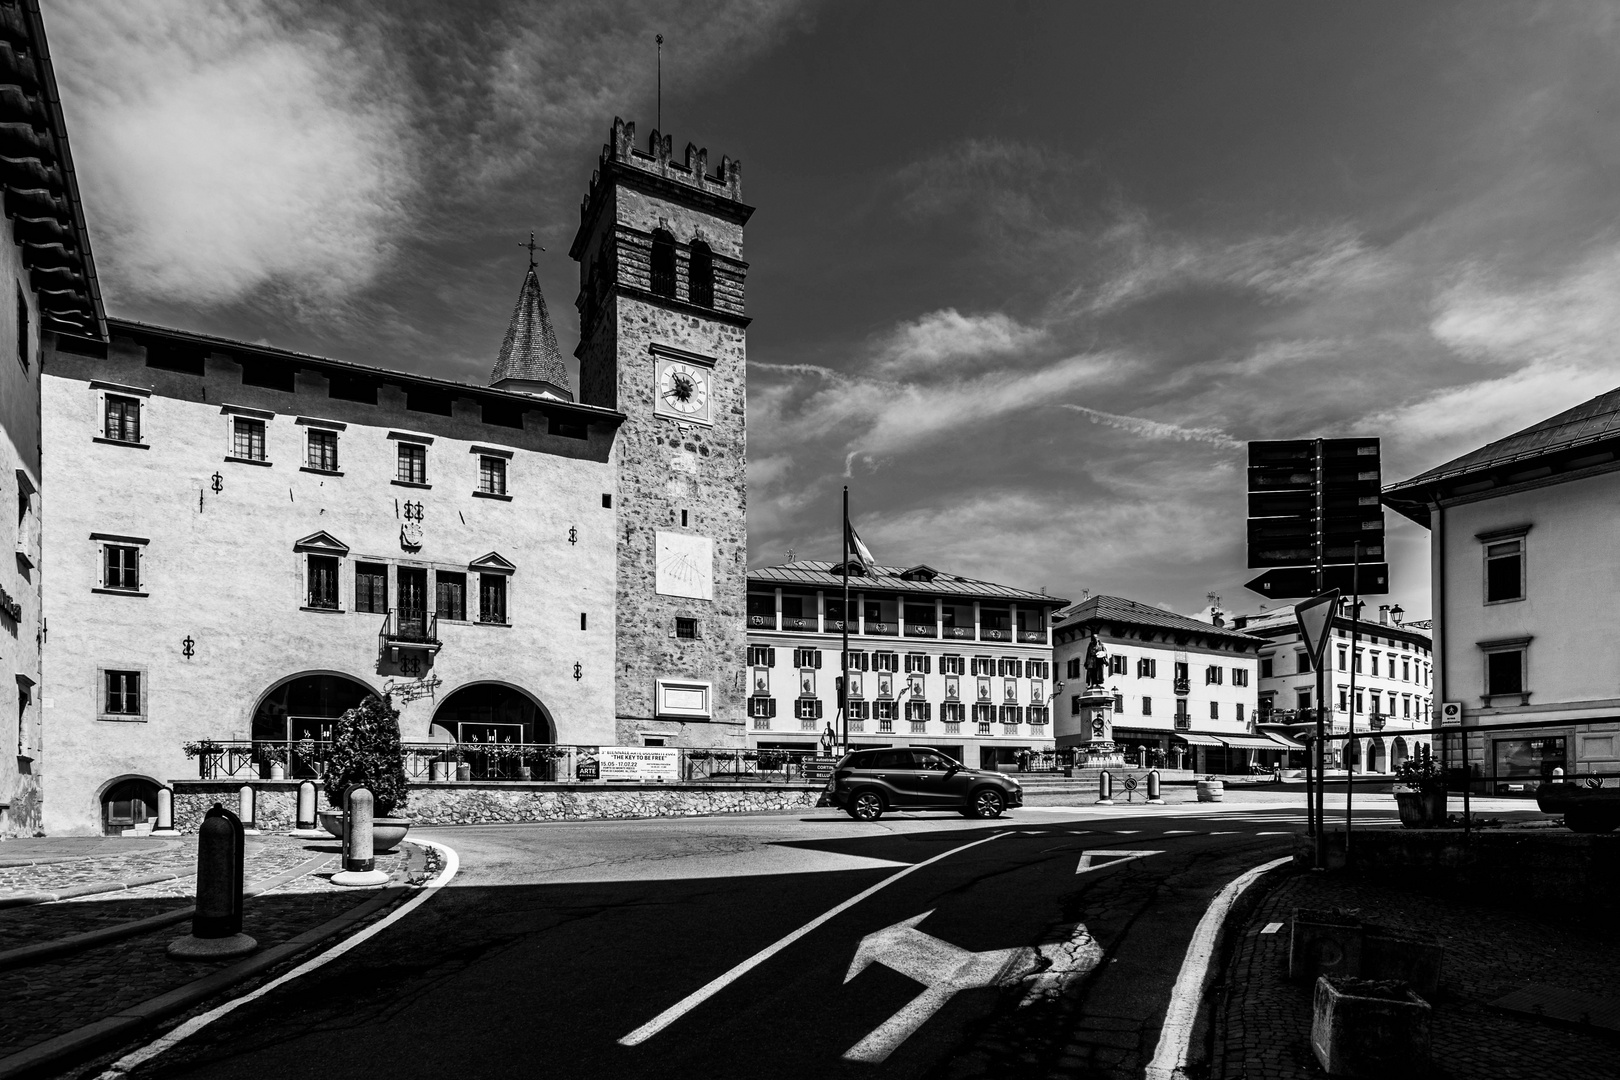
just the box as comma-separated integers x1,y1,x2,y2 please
846,519,877,573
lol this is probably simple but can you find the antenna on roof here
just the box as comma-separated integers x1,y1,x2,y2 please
656,34,664,133
520,230,542,272
786,547,796,563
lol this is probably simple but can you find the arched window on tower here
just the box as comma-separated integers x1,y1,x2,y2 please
689,240,714,307
650,229,677,298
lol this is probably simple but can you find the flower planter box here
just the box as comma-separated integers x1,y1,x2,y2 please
1196,780,1224,802
1395,791,1446,829
1311,976,1431,1078
1289,908,1364,984
1362,931,1443,998
430,761,450,782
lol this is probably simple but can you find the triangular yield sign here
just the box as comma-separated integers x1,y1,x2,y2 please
1075,849,1163,874
1294,589,1340,669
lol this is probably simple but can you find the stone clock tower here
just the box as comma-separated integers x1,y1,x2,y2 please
570,117,751,746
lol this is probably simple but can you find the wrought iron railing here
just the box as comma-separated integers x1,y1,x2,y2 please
1174,677,1191,694
185,740,829,785
378,608,440,648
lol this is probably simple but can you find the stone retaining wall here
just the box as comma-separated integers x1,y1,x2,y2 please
172,780,820,832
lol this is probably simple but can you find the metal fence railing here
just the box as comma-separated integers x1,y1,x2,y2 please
182,739,828,785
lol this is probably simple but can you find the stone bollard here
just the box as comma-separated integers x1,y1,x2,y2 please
1147,769,1164,805
332,786,390,887
151,786,178,835
238,784,260,835
289,780,326,838
168,803,257,959
1096,769,1114,806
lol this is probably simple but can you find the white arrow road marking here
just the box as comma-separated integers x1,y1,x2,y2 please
841,913,1102,1063
1076,849,1164,875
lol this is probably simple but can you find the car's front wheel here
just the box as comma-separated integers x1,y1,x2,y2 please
850,789,886,821
971,788,1005,819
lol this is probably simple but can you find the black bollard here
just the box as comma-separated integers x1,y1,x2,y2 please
168,802,257,959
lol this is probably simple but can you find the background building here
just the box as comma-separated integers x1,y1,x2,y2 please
1237,603,1432,772
1385,387,1620,793
0,1,105,837
1052,596,1273,773
744,560,1064,770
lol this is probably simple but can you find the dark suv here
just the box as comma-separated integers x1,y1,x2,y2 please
825,748,1023,821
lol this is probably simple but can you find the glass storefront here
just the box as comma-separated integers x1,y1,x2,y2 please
1492,735,1566,795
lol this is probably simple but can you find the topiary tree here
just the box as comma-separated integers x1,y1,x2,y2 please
323,692,408,817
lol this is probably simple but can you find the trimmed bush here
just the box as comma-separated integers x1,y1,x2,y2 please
323,693,408,817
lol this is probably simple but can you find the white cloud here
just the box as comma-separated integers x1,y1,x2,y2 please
1431,246,1620,367
1052,404,1242,450
50,1,417,310
872,309,1046,376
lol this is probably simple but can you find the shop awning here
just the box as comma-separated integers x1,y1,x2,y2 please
1176,733,1224,746
1220,735,1282,750
1264,731,1306,749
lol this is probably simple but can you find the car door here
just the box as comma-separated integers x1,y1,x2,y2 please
931,752,978,807
910,751,958,807
866,749,924,807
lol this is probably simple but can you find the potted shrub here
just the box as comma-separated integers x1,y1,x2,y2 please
182,738,223,779
319,693,411,852
256,742,288,780
294,737,323,777
1393,753,1447,828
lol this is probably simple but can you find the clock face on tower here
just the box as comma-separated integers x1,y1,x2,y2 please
655,360,712,423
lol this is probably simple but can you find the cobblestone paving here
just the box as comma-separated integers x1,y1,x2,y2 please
1213,867,1620,1079
0,839,198,895
0,839,420,1060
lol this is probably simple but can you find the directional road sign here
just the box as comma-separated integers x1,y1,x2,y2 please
1245,438,1389,597
1245,562,1389,599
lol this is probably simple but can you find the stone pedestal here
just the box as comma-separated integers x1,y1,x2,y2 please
1055,688,1121,768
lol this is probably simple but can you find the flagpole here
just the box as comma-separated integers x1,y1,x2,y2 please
842,485,850,756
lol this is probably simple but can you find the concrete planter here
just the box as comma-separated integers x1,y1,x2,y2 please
1289,908,1364,983
1362,931,1443,998
268,763,286,780
430,761,451,782
1196,780,1224,802
1395,790,1446,829
318,809,412,854
1311,976,1431,1078
455,762,472,782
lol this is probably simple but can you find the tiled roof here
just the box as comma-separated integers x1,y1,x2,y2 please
1054,595,1266,643
748,560,1064,605
489,267,569,392
1385,385,1620,494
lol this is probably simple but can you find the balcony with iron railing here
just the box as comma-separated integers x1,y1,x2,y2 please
378,608,440,654
746,610,1049,644
1174,715,1191,730
1173,677,1191,695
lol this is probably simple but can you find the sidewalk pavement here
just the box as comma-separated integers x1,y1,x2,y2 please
1211,858,1620,1079
0,832,437,1077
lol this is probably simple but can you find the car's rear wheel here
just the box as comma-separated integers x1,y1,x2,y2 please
972,788,1005,819
851,789,885,821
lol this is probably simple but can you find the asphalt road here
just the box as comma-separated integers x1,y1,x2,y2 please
92,800,1404,1080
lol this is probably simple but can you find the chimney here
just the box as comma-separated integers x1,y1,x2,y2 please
1378,604,1390,625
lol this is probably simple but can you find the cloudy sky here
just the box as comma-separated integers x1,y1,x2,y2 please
46,1,1620,620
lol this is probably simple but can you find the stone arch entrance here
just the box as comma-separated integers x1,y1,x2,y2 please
99,775,160,836
430,682,553,745
1367,738,1386,773
1346,738,1361,770
252,672,375,777
1391,736,1410,770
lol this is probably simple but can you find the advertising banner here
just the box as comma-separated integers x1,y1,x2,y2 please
598,747,680,782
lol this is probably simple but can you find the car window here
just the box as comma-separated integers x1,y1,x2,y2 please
870,750,915,770
915,752,947,770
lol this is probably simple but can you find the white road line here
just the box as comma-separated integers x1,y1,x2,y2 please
619,832,1007,1047
1143,855,1292,1080
97,839,460,1079
1112,829,1141,834
1261,922,1283,934
1076,850,1163,875
1162,830,1195,835
1255,832,1291,836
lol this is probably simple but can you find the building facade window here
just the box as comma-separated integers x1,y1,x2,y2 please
105,395,141,444
939,655,965,675
748,645,776,667
650,229,677,298
1295,652,1311,673
1137,657,1157,678
104,545,140,591
675,617,697,639
397,443,427,484
307,555,340,610
794,647,822,669
103,669,143,719
307,429,339,472
1260,656,1273,678
1484,536,1526,603
479,573,507,624
1483,642,1528,698
1142,696,1152,715
232,417,266,461
437,571,467,621
479,456,507,495
1067,658,1082,679
1205,665,1223,685
355,562,387,613
689,240,714,307
1236,703,1245,724
1209,701,1220,720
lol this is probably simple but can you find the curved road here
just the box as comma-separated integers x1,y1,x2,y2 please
99,800,1397,1080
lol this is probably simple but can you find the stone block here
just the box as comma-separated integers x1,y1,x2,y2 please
1311,976,1431,1079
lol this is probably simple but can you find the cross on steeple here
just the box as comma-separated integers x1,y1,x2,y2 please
520,230,543,271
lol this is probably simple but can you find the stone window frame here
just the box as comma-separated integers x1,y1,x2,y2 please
471,444,514,501
91,380,151,450
297,416,345,476
97,665,148,723
91,532,149,598
1479,524,1531,606
1479,635,1532,706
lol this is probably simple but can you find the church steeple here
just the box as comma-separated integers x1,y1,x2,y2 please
489,251,572,401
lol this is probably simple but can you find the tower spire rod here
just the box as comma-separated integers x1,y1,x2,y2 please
656,34,663,133
520,230,542,272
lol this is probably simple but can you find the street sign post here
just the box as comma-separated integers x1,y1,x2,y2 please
1245,438,1387,600
1295,590,1339,868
